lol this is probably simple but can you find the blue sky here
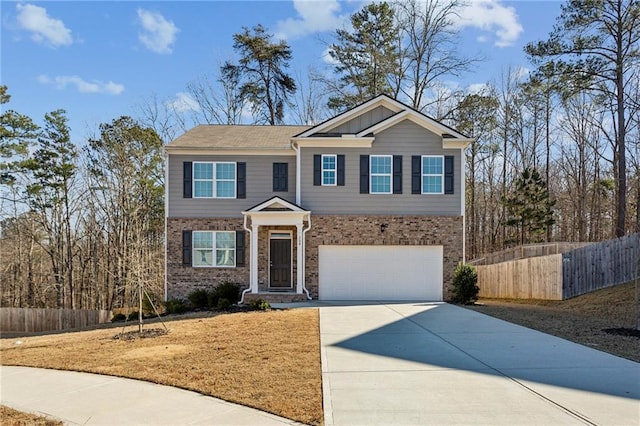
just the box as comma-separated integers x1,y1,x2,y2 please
1,0,563,143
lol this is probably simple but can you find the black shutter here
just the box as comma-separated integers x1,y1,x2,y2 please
182,230,192,266
411,156,421,194
444,155,454,194
360,155,369,194
235,231,245,267
236,162,246,199
393,155,402,194
313,155,321,186
337,155,345,186
183,162,192,198
273,163,288,192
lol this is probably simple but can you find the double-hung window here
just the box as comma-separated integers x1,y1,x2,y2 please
422,155,444,194
370,155,392,194
322,155,337,186
192,231,236,267
193,162,236,198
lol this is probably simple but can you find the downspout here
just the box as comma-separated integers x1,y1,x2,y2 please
240,214,252,304
292,141,301,205
163,150,169,302
301,213,312,300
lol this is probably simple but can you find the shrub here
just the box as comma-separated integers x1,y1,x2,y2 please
188,289,209,309
111,313,127,322
208,282,240,308
164,299,188,314
249,299,271,311
127,311,140,321
216,297,232,311
451,263,479,305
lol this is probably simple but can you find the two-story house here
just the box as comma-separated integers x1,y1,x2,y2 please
165,94,471,303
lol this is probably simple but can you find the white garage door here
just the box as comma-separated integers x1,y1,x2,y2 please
318,245,443,301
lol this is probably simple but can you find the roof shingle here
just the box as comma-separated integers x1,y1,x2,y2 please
166,125,311,150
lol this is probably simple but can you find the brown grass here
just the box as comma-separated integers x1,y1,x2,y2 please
466,282,640,362
0,309,323,425
0,405,63,426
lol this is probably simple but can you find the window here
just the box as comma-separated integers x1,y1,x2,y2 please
370,155,392,194
193,162,236,198
192,231,236,267
422,156,443,194
322,155,337,186
273,163,288,192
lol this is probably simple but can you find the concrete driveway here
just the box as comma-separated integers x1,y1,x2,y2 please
319,302,640,425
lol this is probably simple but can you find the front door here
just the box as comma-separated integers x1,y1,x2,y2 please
269,238,292,289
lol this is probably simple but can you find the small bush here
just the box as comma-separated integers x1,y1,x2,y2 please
111,313,127,322
208,282,240,308
127,311,140,321
216,297,232,311
451,263,479,305
164,299,188,314
249,299,271,311
188,289,209,309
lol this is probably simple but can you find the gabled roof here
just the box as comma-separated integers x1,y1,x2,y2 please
167,125,310,151
292,94,472,149
243,196,308,213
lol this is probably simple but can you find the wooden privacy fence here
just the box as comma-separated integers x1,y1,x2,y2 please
476,254,564,300
0,308,112,333
475,233,640,300
468,242,589,266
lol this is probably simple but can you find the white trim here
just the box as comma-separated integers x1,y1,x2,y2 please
192,161,237,199
165,148,295,156
191,230,237,268
268,230,293,289
461,146,466,262
244,196,308,213
164,152,169,301
421,155,445,195
295,95,403,138
321,154,337,186
290,138,374,148
293,142,301,205
370,155,393,194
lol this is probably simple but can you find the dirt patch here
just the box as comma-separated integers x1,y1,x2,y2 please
0,405,63,426
465,282,639,363
0,309,323,425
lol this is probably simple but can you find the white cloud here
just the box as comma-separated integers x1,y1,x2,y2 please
274,0,348,40
321,47,340,66
166,92,200,113
467,83,489,94
16,3,73,47
137,9,178,54
38,75,124,95
457,0,523,47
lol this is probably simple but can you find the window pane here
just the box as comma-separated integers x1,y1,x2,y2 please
371,156,391,174
216,232,236,248
422,176,442,193
194,163,213,179
216,181,235,198
423,157,442,174
216,249,235,266
216,163,235,180
193,231,213,249
194,181,213,197
323,170,336,185
371,175,391,193
322,156,336,169
194,249,213,266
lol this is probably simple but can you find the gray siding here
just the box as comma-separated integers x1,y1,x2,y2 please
168,154,296,218
300,120,462,215
328,106,396,134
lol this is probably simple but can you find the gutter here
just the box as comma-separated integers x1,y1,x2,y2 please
292,141,301,205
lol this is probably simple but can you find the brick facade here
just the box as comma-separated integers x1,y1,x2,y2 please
166,215,463,302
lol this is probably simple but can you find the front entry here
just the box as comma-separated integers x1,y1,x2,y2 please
269,234,292,289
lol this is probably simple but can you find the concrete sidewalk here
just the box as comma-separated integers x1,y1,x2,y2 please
0,366,302,425
320,302,640,425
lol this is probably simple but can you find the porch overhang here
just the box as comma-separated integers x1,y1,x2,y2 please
240,197,312,302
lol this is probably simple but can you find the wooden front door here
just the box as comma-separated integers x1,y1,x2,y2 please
269,238,292,288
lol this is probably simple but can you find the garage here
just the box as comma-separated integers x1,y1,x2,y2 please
318,245,443,301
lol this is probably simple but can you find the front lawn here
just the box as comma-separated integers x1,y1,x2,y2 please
0,309,323,425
